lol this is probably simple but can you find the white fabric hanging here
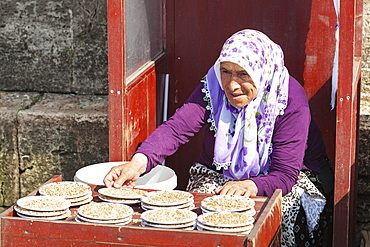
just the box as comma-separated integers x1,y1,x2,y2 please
331,0,340,110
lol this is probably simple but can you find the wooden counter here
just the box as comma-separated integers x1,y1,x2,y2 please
0,175,282,246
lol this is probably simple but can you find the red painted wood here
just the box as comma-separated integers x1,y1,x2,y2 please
303,0,337,164
125,63,157,158
108,0,125,162
108,0,158,161
247,190,282,247
333,0,362,245
165,0,337,190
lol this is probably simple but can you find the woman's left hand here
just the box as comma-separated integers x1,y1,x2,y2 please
214,180,258,197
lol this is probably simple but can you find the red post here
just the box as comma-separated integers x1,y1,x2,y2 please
108,0,125,161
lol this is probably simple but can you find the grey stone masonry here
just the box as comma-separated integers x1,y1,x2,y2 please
357,105,370,247
0,0,108,95
0,92,109,209
0,92,42,207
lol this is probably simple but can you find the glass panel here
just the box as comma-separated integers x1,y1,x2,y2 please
125,0,163,78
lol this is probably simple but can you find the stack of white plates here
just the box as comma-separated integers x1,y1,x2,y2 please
98,187,147,205
140,190,195,211
201,195,256,216
15,196,71,220
76,202,134,225
141,208,197,230
39,181,93,207
196,211,254,234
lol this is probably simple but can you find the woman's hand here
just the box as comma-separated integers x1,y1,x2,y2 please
214,179,258,197
103,153,148,188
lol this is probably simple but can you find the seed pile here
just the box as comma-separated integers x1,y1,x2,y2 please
201,195,256,216
98,187,147,205
141,190,195,211
15,196,71,221
76,202,134,225
141,208,197,230
39,181,93,207
196,211,254,234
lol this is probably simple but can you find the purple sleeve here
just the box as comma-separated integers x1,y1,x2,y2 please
136,84,208,173
250,79,311,197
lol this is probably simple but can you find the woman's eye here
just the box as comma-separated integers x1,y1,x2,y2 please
239,72,250,79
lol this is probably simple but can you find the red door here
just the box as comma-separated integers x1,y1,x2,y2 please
108,0,166,161
165,0,337,190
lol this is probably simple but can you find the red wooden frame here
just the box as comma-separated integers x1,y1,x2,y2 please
108,0,363,245
334,0,362,245
108,0,125,161
108,0,158,161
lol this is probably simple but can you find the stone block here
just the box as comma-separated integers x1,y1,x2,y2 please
358,178,370,195
0,92,41,206
71,0,108,95
357,196,370,225
355,223,370,247
359,114,370,177
18,93,109,196
0,0,108,95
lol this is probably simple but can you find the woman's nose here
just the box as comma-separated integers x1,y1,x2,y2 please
228,77,240,91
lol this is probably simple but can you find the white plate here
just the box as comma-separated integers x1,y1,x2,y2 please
98,187,147,199
17,210,71,220
70,195,93,207
141,190,194,206
13,205,68,217
141,208,197,225
141,220,195,230
66,191,92,203
39,181,91,199
196,220,253,233
196,223,252,234
77,202,134,220
141,199,194,210
197,211,254,228
76,213,132,224
17,196,71,212
201,195,255,212
74,162,177,190
141,202,195,211
98,194,140,205
75,216,131,226
141,219,196,229
201,205,256,217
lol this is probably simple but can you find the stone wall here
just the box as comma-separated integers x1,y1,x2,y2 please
0,0,109,210
0,0,108,94
0,0,369,246
357,114,370,246
358,0,370,245
0,92,109,208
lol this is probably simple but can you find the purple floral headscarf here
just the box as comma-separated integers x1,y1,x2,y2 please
202,29,289,180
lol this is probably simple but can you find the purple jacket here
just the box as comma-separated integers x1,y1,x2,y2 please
137,76,327,197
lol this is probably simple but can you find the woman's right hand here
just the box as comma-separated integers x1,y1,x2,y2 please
103,153,148,188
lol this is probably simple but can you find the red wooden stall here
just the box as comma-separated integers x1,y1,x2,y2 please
108,0,362,246
0,176,282,246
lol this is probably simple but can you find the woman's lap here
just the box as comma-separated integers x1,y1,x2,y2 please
186,162,333,247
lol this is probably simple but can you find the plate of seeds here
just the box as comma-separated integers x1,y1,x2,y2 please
16,196,71,212
39,181,91,199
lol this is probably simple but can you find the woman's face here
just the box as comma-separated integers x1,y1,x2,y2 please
220,62,257,108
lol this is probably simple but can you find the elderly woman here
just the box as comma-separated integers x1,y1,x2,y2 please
104,30,333,246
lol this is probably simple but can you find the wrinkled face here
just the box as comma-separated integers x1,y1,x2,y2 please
220,62,257,108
